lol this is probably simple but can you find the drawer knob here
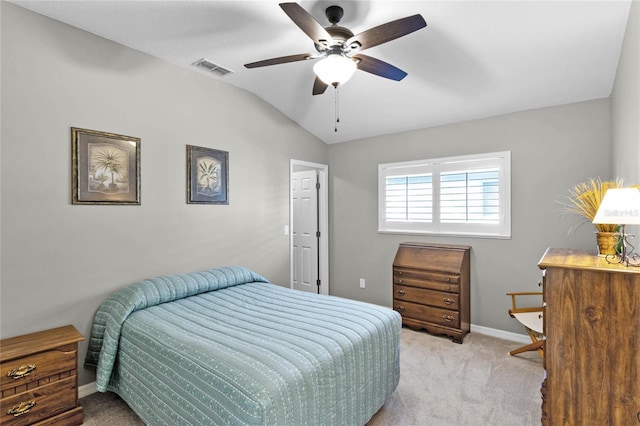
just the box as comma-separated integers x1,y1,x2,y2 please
442,315,454,322
398,279,403,284
446,278,451,282
7,364,36,380
8,400,36,417
396,306,406,312
397,289,406,296
443,298,454,305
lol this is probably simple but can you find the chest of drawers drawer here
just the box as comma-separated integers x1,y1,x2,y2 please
0,326,84,426
393,270,460,293
394,285,459,310
393,300,460,328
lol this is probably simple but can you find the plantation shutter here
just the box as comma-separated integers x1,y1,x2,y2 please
385,175,433,222
379,151,510,237
440,170,500,224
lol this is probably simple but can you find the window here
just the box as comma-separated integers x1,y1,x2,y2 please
378,151,511,238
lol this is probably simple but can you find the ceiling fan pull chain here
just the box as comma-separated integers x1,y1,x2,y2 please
334,86,339,132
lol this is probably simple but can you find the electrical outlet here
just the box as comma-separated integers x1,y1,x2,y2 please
359,278,365,289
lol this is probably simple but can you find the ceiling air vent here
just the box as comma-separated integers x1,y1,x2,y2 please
191,58,233,77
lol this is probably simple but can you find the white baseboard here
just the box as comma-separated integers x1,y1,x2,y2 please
77,324,530,400
471,324,530,344
79,382,97,398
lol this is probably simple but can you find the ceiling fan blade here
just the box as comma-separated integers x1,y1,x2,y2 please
353,54,407,81
312,77,329,95
244,53,312,69
280,2,333,46
346,14,426,52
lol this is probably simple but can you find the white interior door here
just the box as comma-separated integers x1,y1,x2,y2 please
291,170,318,293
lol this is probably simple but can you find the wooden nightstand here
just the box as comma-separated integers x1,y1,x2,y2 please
1,325,84,425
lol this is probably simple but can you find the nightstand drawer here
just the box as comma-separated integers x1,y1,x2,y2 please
394,285,459,310
1,348,77,393
393,300,460,328
0,375,76,426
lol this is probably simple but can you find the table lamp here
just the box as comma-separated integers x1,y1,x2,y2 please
592,187,640,265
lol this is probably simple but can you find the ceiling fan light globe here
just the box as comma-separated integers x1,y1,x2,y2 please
313,55,357,86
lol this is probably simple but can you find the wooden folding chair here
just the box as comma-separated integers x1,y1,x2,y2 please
506,292,544,359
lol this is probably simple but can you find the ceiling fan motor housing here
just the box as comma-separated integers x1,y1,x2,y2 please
315,25,354,52
314,6,355,53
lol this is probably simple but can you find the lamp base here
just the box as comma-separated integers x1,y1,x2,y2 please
602,227,640,267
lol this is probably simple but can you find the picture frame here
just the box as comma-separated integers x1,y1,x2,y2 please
71,127,141,205
186,145,229,205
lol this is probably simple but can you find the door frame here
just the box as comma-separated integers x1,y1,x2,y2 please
290,160,329,295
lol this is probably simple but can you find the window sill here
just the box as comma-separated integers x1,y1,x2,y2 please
378,229,511,239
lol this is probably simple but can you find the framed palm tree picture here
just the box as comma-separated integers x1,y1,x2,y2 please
72,127,141,205
186,145,229,205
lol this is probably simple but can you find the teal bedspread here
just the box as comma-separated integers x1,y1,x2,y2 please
86,266,401,425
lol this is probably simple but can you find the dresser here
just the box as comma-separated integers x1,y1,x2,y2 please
1,325,84,426
393,242,471,343
538,248,640,425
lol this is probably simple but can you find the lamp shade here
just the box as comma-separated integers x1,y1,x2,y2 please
592,188,640,225
313,54,357,86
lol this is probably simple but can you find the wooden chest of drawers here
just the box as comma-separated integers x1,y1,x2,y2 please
538,248,640,425
393,242,471,343
1,325,84,426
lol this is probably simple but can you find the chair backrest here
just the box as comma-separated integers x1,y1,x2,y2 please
506,291,544,333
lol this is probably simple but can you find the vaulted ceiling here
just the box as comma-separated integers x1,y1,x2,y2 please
12,1,632,144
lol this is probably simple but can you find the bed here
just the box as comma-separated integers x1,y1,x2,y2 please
85,266,401,425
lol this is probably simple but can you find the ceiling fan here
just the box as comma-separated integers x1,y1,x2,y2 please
244,2,427,95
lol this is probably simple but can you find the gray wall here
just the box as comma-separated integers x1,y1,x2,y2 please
612,0,639,185
0,3,327,385
328,99,611,334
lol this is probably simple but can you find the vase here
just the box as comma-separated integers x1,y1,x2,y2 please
596,231,618,256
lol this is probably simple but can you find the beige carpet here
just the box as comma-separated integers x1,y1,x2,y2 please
80,328,543,426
